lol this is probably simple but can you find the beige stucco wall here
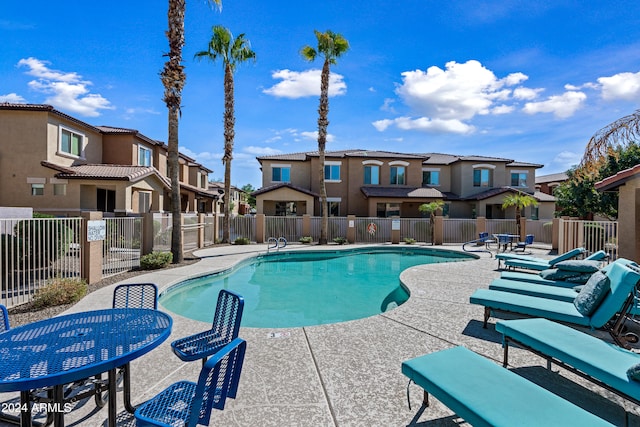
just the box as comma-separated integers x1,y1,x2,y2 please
617,177,640,262
255,187,314,216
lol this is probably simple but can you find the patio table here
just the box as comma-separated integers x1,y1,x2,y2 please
492,234,520,252
0,307,172,427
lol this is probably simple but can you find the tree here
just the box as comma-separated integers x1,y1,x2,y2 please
419,201,444,245
161,0,221,263
501,192,538,236
301,30,349,245
241,183,256,207
195,26,255,243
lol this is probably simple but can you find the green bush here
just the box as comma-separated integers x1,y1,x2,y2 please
234,237,251,245
140,251,173,270
299,236,313,244
32,278,87,309
404,237,416,245
333,236,347,245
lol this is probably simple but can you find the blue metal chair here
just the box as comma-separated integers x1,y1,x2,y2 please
0,305,9,333
514,234,534,252
172,289,244,367
113,283,158,309
135,338,247,427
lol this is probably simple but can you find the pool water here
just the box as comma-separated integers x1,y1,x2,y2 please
159,247,473,328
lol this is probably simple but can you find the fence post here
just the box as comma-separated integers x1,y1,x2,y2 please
302,214,311,237
519,217,527,240
198,213,205,248
434,216,443,245
552,217,560,251
347,215,356,243
142,213,154,255
81,211,103,285
476,217,486,236
255,214,265,243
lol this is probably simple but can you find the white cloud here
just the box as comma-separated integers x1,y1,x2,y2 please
491,104,515,114
522,91,587,118
513,86,542,100
380,98,396,113
552,150,581,169
263,69,347,99
17,57,113,117
598,71,640,101
0,93,26,103
300,130,335,142
243,146,283,156
395,60,530,121
373,116,475,134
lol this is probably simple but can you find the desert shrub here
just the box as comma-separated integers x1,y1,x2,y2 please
32,277,87,309
333,236,347,245
404,237,416,245
299,236,313,244
140,251,173,270
234,237,251,245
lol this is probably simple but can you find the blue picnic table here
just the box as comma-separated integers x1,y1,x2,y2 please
0,308,172,427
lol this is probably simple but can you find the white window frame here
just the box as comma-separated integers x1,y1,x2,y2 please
510,170,529,187
138,144,152,167
271,164,291,183
58,126,85,158
324,161,341,182
422,167,441,186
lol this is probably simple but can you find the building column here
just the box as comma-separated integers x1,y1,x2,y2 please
346,215,356,243
255,214,265,243
82,211,103,285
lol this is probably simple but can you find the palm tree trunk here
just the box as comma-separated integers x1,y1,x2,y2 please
222,64,235,243
317,59,330,245
162,0,186,263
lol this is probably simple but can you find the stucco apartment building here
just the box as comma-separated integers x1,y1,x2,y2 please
0,103,217,216
254,149,556,219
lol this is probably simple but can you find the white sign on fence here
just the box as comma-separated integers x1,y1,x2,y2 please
392,219,400,231
87,220,106,242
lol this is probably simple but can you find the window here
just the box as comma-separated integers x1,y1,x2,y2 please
275,201,296,216
422,170,440,186
364,165,380,185
473,168,492,187
60,128,83,157
324,164,340,181
376,203,400,217
139,145,152,166
138,192,151,213
31,183,44,196
390,166,406,185
510,172,527,187
328,202,341,216
272,166,291,183
53,184,66,196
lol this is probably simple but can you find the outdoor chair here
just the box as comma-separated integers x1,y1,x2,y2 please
470,262,640,348
135,338,246,427
504,249,607,271
172,289,244,367
0,304,8,333
112,283,158,309
513,234,534,252
495,247,586,270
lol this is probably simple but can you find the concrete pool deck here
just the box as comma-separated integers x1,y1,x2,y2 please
2,243,640,426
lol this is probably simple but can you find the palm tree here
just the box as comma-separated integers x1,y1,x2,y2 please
301,30,349,245
161,0,221,263
418,201,444,245
501,192,538,237
195,26,255,243
579,109,640,176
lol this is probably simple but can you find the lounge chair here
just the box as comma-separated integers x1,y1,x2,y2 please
503,248,608,271
401,346,614,426
496,318,640,406
469,262,640,347
513,234,534,252
495,247,586,269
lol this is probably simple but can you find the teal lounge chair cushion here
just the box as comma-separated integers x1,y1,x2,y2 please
573,271,610,316
556,259,601,273
489,278,579,302
539,268,591,282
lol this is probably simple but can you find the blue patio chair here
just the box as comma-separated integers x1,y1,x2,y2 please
135,338,247,427
514,234,534,252
113,283,158,309
172,289,244,367
0,304,9,333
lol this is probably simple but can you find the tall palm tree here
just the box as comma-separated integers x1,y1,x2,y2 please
161,0,221,263
501,192,538,237
301,30,349,245
195,26,255,243
579,109,640,176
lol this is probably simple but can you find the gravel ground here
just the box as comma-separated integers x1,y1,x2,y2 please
7,252,200,327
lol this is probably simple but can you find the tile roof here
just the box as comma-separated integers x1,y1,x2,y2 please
462,186,553,202
251,183,319,197
360,186,444,198
535,172,569,184
0,103,102,133
595,164,640,191
41,162,171,188
97,125,163,147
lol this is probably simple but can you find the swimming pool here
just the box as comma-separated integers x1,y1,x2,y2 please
159,246,475,328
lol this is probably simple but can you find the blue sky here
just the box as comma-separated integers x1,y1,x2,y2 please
2,1,640,188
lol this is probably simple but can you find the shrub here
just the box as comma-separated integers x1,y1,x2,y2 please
404,237,416,245
299,236,313,244
333,236,347,245
32,278,87,309
140,251,173,270
234,237,251,245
